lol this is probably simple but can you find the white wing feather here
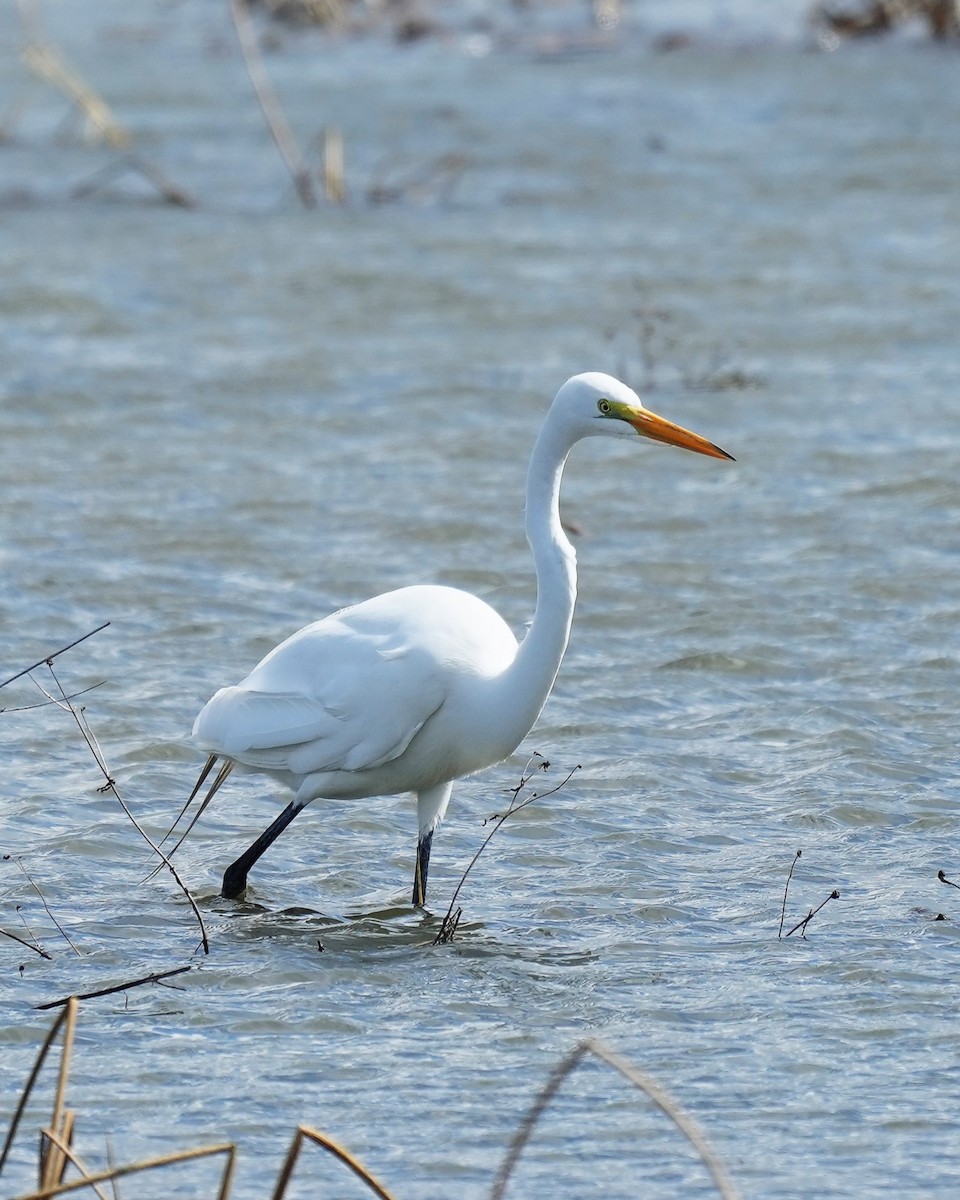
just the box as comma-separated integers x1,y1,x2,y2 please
191,586,510,779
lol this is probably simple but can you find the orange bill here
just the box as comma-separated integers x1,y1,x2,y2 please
625,405,734,461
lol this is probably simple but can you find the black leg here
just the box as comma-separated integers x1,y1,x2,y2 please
412,829,433,907
222,801,301,898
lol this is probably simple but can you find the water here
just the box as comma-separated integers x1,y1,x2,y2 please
2,2,960,1197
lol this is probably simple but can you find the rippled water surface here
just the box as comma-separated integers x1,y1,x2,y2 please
3,2,960,1197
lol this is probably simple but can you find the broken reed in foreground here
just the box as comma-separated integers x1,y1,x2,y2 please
0,1000,741,1200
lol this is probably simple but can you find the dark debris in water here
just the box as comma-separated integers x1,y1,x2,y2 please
811,0,960,45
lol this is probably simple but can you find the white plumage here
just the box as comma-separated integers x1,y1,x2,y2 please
167,373,732,904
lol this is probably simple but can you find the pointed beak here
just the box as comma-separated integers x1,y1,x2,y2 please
626,405,734,461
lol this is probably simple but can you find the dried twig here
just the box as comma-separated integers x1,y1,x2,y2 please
33,664,209,955
0,622,110,692
434,757,580,944
3,999,234,1200
272,1125,397,1200
40,999,79,1195
0,925,52,959
9,858,81,956
778,849,801,940
16,1141,236,1200
70,155,195,207
784,890,840,939
36,966,192,1011
229,0,317,208
490,1038,741,1200
2,682,106,715
36,1125,110,1200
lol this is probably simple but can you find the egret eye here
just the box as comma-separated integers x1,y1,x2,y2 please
597,398,612,415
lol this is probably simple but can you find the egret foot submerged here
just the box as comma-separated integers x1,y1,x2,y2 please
221,800,302,898
412,829,433,907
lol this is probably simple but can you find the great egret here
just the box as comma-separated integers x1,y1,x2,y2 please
167,373,732,905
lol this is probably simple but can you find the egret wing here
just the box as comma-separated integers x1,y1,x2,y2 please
192,614,448,777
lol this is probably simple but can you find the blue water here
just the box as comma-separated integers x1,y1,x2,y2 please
3,3,960,1197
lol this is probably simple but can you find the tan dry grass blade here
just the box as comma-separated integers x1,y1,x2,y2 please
0,997,78,1178
36,1126,110,1200
39,1110,74,1191
229,0,317,208
48,999,76,1154
15,1143,236,1200
272,1125,398,1200
19,42,129,149
489,1037,742,1200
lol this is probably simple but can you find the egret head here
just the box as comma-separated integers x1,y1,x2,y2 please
553,372,734,461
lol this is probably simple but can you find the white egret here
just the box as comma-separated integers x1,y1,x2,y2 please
169,373,732,905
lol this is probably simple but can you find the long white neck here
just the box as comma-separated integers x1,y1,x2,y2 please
492,414,579,743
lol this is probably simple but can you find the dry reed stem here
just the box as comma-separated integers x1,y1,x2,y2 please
490,1037,741,1200
15,1142,236,1200
17,3,130,153
4,1001,235,1200
0,996,78,1177
39,1112,73,1189
46,1000,77,1183
323,127,345,204
229,0,318,208
272,1125,398,1200
36,1126,110,1200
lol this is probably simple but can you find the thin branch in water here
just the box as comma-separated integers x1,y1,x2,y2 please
35,663,209,956
9,857,81,956
70,155,196,207
36,965,193,1011
778,849,802,940
434,757,581,945
229,0,318,208
784,890,840,939
0,923,52,959
2,681,106,715
272,1125,398,1200
14,901,49,957
938,869,960,891
489,1037,742,1200
0,621,110,691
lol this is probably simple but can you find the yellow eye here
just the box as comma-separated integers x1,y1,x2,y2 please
597,399,612,415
